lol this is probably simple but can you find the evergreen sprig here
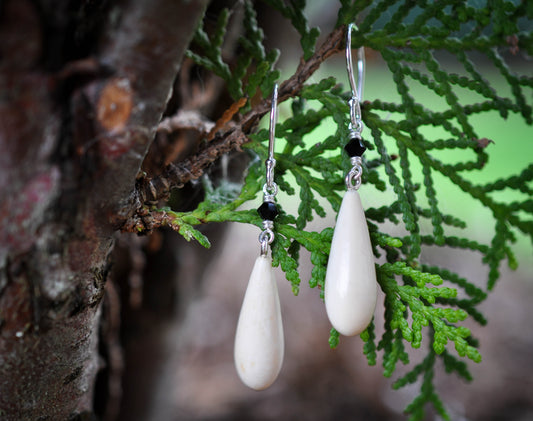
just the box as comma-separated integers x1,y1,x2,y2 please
185,0,280,101
261,0,321,60
150,1,533,419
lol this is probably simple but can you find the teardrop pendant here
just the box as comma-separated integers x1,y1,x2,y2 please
234,255,284,390
325,189,377,336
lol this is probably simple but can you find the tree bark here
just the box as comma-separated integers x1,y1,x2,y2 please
0,1,208,419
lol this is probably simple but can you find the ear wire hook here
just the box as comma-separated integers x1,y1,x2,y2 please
259,83,279,255
346,23,365,101
264,83,278,198
268,83,278,163
345,24,367,190
346,23,365,136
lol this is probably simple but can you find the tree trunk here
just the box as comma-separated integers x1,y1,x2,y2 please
0,1,208,419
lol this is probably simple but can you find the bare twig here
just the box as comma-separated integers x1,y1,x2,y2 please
206,96,248,141
121,208,198,235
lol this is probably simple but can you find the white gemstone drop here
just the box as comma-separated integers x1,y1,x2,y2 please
325,189,377,336
234,255,284,390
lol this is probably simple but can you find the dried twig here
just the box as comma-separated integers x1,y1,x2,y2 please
206,96,248,141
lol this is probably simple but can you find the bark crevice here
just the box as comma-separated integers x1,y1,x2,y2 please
0,1,209,418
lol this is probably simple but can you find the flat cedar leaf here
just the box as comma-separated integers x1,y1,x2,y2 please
178,223,211,249
301,27,320,60
329,327,340,349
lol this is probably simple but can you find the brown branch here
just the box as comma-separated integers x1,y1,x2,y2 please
157,110,215,135
120,208,193,235
132,25,345,214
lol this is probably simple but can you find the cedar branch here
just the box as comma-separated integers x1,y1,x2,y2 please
130,25,344,226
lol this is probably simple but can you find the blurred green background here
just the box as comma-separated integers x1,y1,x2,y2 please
273,44,533,264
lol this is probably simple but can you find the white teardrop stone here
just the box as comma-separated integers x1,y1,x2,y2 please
325,189,377,336
234,255,284,390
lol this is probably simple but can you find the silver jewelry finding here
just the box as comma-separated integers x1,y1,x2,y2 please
259,84,279,256
346,23,365,106
345,23,366,190
345,156,363,190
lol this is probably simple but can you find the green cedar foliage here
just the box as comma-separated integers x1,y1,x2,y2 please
159,1,533,419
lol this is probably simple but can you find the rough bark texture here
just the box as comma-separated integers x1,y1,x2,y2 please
0,1,208,419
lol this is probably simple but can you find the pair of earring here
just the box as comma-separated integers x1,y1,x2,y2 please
234,23,378,391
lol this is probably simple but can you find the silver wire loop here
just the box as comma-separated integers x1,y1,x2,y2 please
345,156,363,190
259,220,275,256
259,229,275,246
262,182,278,201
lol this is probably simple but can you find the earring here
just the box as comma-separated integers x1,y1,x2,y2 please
234,84,284,390
324,24,378,337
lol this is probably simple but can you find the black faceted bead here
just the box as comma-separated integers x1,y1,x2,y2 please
344,135,367,157
258,201,279,220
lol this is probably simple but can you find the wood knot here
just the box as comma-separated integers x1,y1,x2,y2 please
97,78,133,132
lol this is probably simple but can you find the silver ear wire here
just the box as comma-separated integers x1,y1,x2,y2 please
263,83,278,201
346,23,365,102
264,83,278,200
346,23,365,138
258,84,280,255
344,24,367,190
268,84,278,166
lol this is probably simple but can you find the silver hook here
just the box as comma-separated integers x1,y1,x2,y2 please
259,84,279,256
346,23,365,102
345,24,366,190
268,83,278,162
346,23,365,137
265,83,278,196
